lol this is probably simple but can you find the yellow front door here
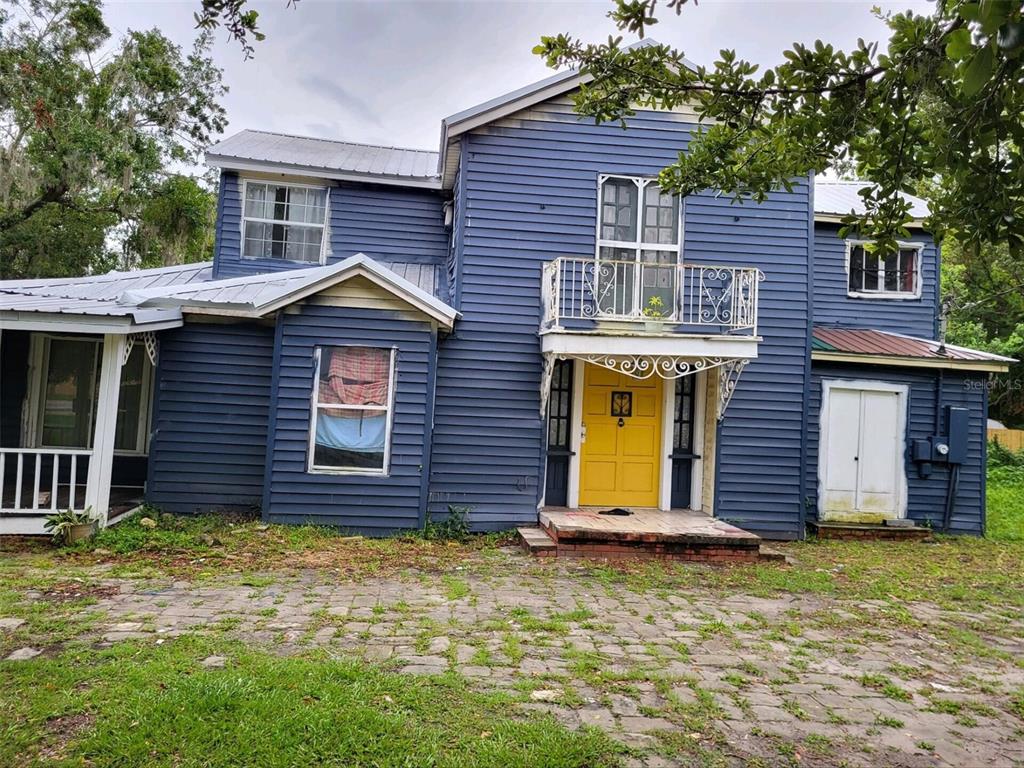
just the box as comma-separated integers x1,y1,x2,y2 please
579,364,662,507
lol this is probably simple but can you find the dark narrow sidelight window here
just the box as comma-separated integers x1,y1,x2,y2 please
544,359,574,507
670,375,699,509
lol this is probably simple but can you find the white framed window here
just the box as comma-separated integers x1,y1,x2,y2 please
308,345,397,475
241,180,328,263
846,240,923,299
24,335,153,455
596,175,682,317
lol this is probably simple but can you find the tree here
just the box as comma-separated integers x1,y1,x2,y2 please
942,238,1024,424
0,0,227,278
195,0,298,59
535,0,1024,256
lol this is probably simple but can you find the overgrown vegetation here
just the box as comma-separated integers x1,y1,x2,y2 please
987,440,1024,541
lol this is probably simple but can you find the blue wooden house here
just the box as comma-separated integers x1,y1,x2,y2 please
0,59,1011,551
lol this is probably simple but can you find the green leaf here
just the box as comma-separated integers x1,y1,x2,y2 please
946,28,974,61
962,44,995,96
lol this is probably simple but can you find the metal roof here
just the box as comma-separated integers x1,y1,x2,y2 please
206,130,440,188
124,254,458,328
814,180,930,221
0,262,212,329
812,326,1013,371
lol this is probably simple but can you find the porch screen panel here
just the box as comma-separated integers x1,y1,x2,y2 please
40,339,99,448
311,346,395,472
544,359,574,507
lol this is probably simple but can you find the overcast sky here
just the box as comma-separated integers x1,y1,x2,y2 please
103,0,932,153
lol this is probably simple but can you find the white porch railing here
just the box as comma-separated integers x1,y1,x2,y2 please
542,257,763,334
0,448,92,513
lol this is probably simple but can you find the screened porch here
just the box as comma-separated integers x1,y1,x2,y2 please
0,329,155,533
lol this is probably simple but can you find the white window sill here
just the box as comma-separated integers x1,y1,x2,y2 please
307,466,389,477
847,291,921,301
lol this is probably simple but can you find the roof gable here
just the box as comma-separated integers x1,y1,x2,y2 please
123,254,457,328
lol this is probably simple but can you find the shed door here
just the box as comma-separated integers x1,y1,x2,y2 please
820,383,905,522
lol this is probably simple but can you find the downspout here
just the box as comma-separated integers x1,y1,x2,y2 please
418,324,439,529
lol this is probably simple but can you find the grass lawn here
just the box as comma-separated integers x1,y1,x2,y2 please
1,636,622,767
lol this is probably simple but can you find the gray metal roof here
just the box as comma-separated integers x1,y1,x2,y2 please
0,262,212,328
207,130,440,187
124,254,457,328
815,180,930,220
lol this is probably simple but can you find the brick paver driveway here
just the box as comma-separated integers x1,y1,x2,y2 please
15,550,1024,767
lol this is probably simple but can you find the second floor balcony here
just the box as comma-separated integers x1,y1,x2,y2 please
541,257,764,337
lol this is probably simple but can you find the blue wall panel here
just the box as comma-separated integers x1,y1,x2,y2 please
263,304,433,533
813,222,938,337
147,322,274,513
427,106,812,536
805,363,987,535
213,172,448,281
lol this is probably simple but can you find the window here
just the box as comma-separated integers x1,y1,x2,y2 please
242,181,327,263
30,336,153,454
309,346,396,473
847,241,922,298
596,175,681,316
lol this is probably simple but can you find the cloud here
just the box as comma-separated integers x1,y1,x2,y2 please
300,74,382,128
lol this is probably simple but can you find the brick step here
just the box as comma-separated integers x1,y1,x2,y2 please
808,521,933,541
517,527,557,556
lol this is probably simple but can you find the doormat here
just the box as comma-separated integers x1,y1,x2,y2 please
598,508,632,516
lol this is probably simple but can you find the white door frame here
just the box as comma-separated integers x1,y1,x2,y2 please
565,361,705,511
818,378,909,520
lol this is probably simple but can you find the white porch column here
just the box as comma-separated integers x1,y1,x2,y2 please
84,333,126,526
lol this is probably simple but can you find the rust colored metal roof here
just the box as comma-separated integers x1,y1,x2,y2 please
812,327,1014,367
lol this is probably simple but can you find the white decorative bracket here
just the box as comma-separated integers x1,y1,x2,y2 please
579,354,733,381
717,358,748,420
124,331,158,366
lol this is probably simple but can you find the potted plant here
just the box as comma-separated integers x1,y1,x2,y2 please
44,508,98,545
641,295,667,332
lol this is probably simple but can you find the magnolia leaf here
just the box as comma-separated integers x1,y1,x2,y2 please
945,27,974,61
962,44,995,96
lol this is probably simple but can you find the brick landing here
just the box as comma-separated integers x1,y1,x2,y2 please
808,520,934,541
519,507,780,563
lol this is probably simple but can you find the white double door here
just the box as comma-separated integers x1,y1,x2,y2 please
819,380,907,522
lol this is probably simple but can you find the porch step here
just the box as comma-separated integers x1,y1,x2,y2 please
517,527,558,557
808,521,934,541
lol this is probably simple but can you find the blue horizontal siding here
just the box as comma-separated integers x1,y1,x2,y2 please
147,322,274,513
804,363,987,535
263,304,433,533
213,172,448,282
813,222,938,337
428,111,811,536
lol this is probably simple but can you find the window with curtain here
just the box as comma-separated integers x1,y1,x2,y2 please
310,346,395,473
242,181,327,263
35,337,152,453
848,243,921,297
596,175,681,317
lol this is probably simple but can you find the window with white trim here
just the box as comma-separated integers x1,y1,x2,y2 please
596,175,681,317
847,241,922,298
242,181,327,263
309,346,396,473
28,336,153,454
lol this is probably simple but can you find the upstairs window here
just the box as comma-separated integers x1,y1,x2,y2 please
596,175,681,316
309,346,396,474
242,181,327,263
847,241,922,298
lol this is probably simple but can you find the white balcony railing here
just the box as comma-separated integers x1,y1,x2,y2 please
0,448,92,514
542,257,763,334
